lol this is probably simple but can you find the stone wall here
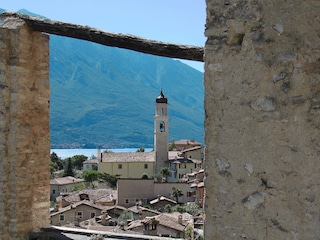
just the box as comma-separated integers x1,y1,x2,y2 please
204,0,320,239
0,18,50,239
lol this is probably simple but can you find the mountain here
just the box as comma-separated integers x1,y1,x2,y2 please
2,9,205,149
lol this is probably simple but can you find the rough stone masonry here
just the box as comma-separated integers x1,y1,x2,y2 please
0,0,320,239
204,0,320,239
0,18,50,239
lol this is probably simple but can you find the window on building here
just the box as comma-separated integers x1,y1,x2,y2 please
125,199,129,204
90,212,96,218
144,164,148,169
187,191,196,197
152,223,157,230
159,121,165,132
118,164,122,169
59,215,65,221
52,189,55,194
144,224,149,231
77,211,83,219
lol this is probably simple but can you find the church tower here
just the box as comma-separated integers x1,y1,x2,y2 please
154,90,169,177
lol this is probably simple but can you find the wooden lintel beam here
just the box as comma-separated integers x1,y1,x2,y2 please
0,12,204,62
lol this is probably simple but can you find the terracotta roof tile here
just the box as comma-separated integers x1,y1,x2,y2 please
101,152,155,163
50,176,84,185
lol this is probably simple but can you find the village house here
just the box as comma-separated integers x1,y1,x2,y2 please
149,195,177,211
82,158,98,170
166,155,202,182
172,139,202,151
50,176,85,201
179,145,204,160
127,204,160,220
56,188,116,207
126,212,191,238
50,200,105,226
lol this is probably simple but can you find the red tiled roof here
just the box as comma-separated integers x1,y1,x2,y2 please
50,176,84,185
101,152,155,163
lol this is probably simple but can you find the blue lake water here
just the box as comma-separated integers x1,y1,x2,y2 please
51,148,153,159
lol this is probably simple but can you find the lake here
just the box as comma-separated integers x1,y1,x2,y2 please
50,148,153,159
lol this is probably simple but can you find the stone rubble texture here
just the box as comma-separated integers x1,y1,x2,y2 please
0,1,320,239
204,0,320,239
0,18,50,239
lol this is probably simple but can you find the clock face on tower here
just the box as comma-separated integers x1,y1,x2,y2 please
159,121,165,132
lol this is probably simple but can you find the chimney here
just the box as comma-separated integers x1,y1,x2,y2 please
178,215,183,224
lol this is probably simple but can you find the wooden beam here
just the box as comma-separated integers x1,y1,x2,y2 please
0,12,204,62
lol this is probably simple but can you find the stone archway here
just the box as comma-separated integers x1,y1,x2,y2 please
0,13,203,239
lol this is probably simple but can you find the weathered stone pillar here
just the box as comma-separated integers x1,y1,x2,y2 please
0,18,50,239
204,1,320,239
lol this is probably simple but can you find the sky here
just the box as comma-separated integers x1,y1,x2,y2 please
0,0,206,72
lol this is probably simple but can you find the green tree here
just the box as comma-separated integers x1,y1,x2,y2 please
50,161,58,174
184,202,202,215
160,167,170,182
50,152,63,170
172,204,186,213
98,173,120,189
136,147,145,152
72,154,88,170
171,187,184,203
164,204,172,213
118,210,132,222
185,225,194,240
82,170,99,188
168,140,176,151
71,182,86,192
63,158,75,177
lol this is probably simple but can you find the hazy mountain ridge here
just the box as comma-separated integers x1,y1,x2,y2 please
2,9,205,149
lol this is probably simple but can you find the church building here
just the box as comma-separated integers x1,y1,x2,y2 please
98,90,169,180
97,90,203,182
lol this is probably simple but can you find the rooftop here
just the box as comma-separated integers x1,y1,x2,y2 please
50,176,84,185
101,152,155,163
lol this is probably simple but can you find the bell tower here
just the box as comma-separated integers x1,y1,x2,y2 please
154,90,169,177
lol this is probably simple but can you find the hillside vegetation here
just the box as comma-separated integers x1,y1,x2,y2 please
1,9,205,149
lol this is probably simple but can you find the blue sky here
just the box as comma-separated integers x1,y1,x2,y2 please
1,0,206,71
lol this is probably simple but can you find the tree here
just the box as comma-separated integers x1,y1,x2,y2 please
82,170,99,188
168,140,176,151
171,187,184,203
50,152,63,170
98,173,120,189
63,158,75,177
136,147,145,152
160,167,170,182
184,202,202,215
164,204,172,213
71,182,86,192
71,154,88,170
